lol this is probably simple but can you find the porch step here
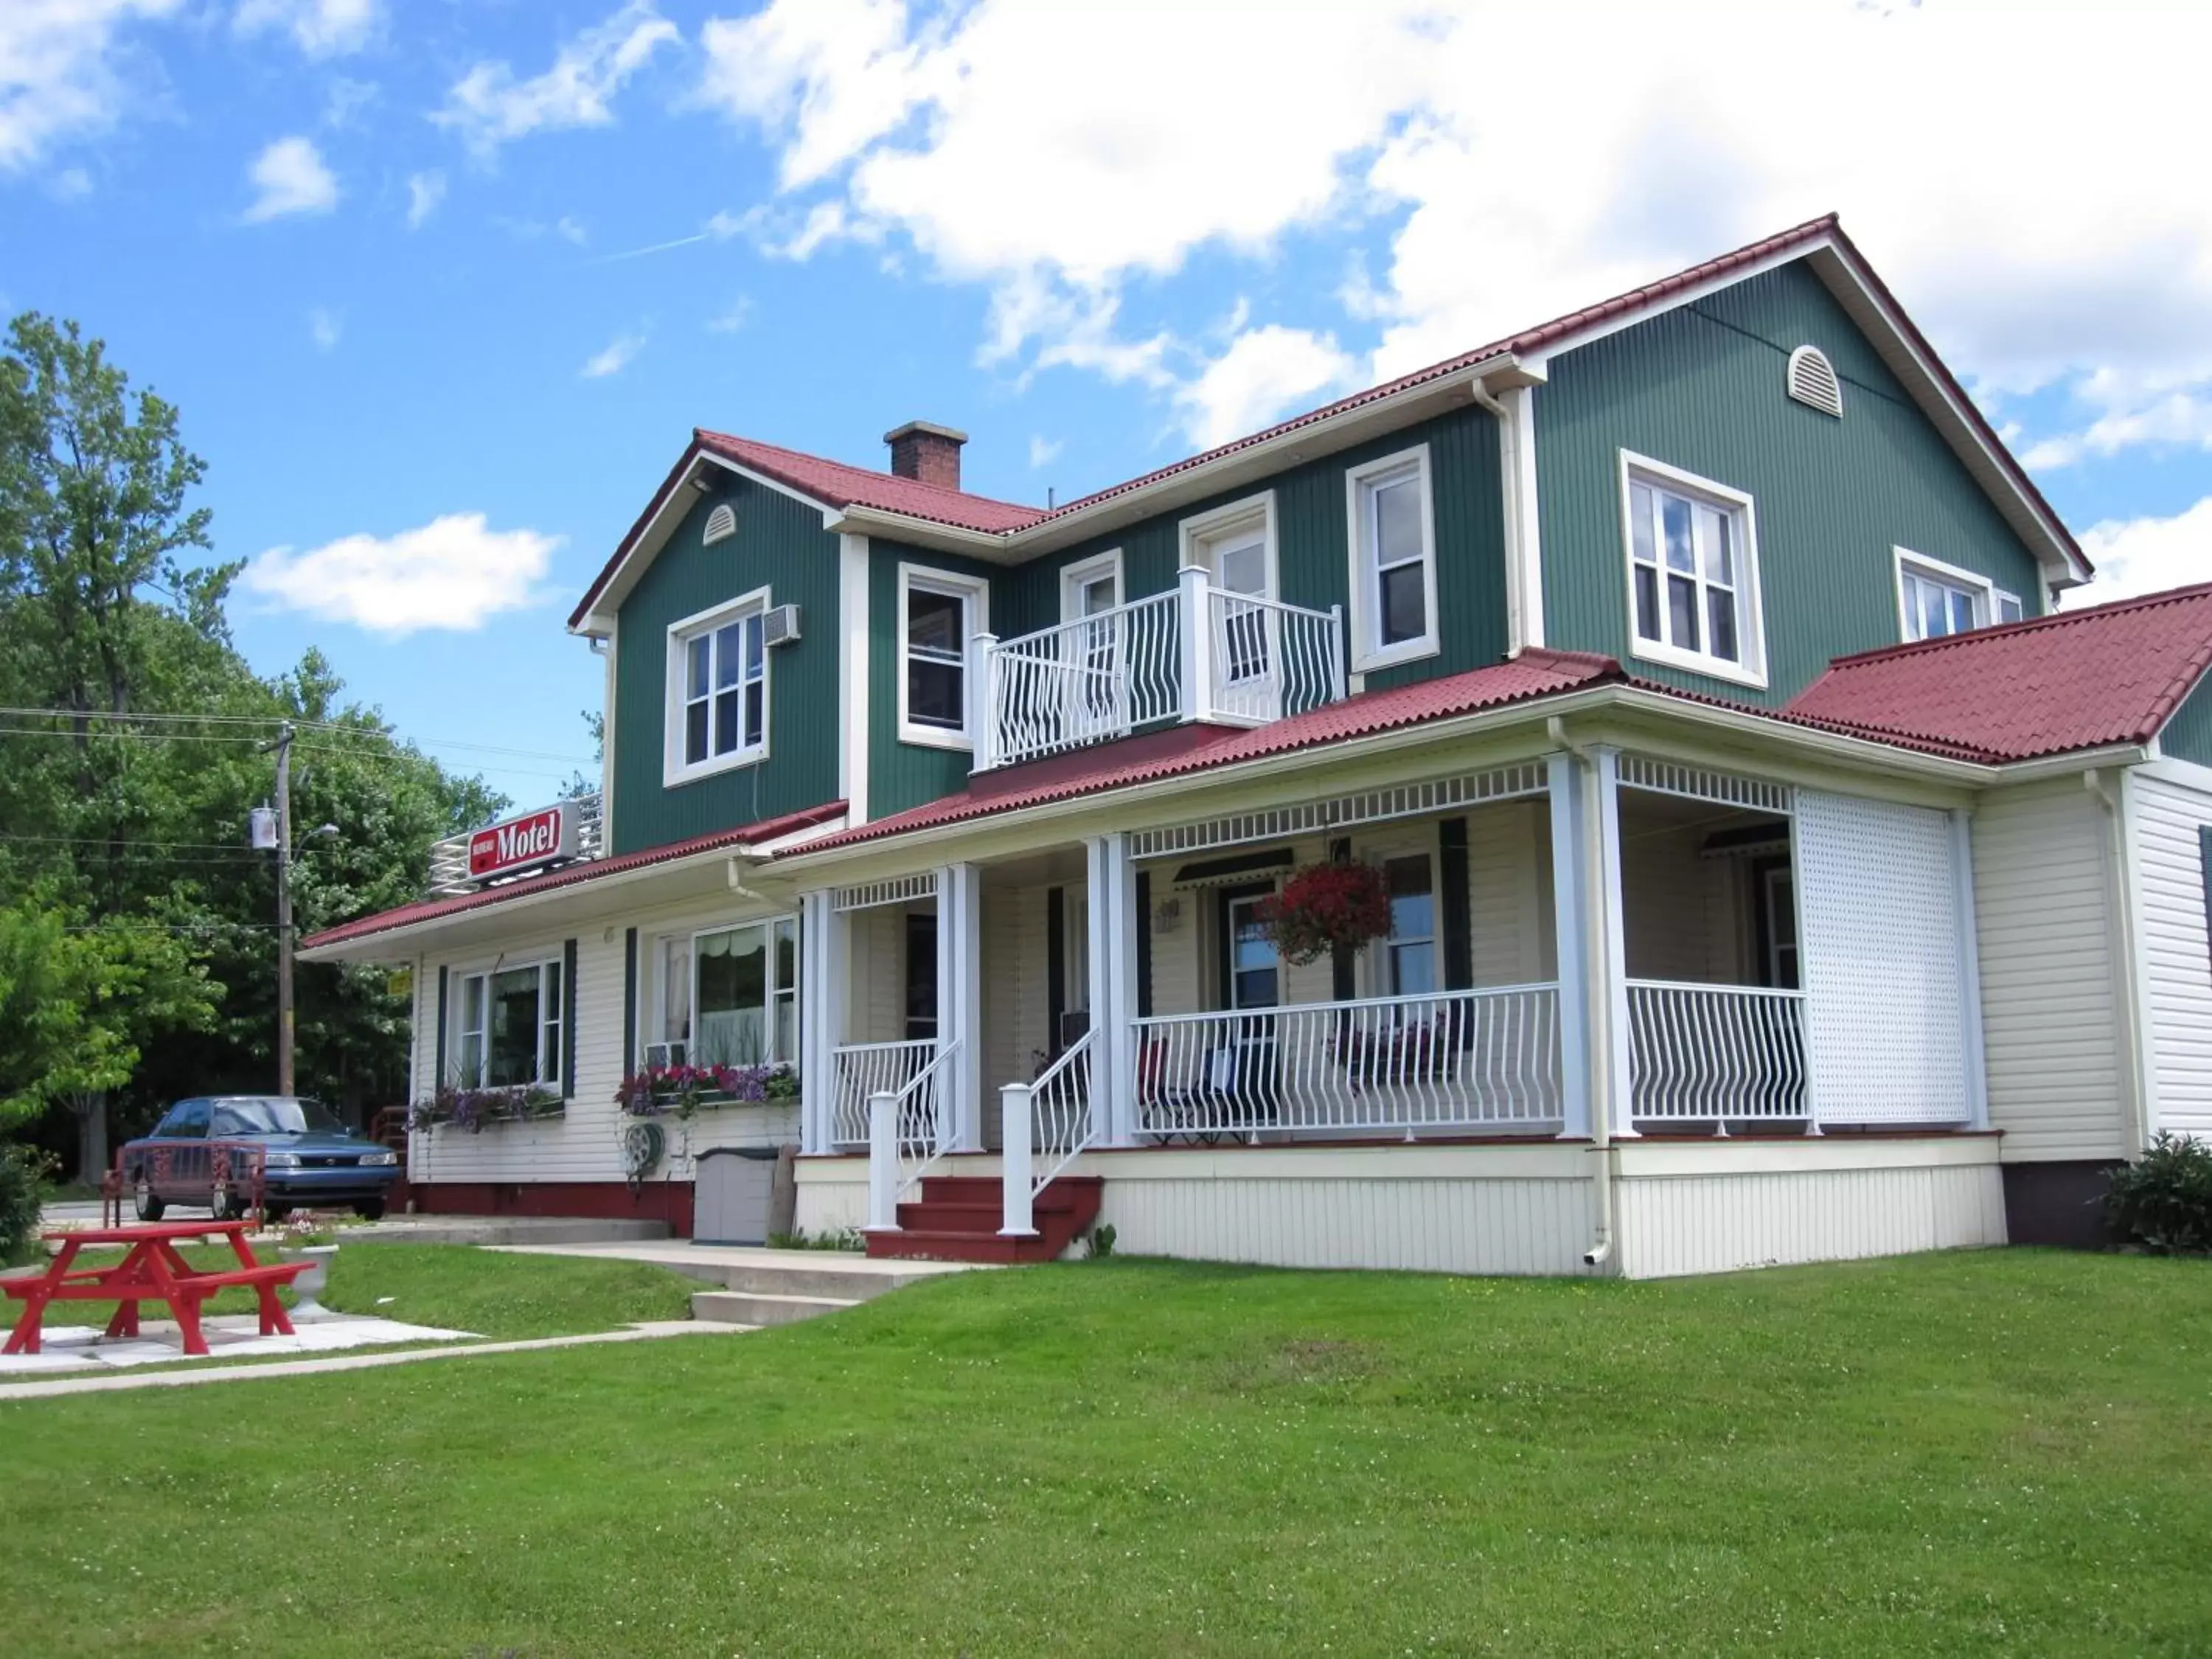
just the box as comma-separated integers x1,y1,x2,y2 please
868,1175,1105,1265
689,1290,860,1326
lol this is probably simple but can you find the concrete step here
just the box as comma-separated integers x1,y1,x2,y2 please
709,1260,936,1300
691,1290,860,1327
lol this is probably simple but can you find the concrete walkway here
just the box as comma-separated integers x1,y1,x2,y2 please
486,1239,976,1284
0,1321,749,1402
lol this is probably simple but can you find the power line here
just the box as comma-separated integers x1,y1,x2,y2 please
0,706,592,765
0,724,584,784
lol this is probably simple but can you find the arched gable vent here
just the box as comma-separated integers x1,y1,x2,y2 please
702,503,738,546
1786,344,1843,417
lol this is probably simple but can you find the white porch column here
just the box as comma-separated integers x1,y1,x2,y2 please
967,631,1000,769
799,889,846,1155
1589,747,1638,1139
936,862,983,1150
1088,832,1138,1146
1177,566,1215,724
866,1091,900,1232
998,1082,1036,1237
1546,754,1592,1139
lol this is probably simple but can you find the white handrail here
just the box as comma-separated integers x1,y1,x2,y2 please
1624,980,1809,1123
892,1036,963,1202
1130,984,1560,1141
998,1029,1098,1238
1206,588,1343,726
831,1038,936,1146
985,592,1181,768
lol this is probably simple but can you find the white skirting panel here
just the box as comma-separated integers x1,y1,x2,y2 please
1615,1160,2005,1279
793,1174,870,1236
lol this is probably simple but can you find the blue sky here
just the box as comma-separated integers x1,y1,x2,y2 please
5,0,2211,807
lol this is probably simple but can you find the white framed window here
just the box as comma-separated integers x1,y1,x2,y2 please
1618,452,1767,689
651,917,801,1070
664,588,770,787
897,563,989,749
1178,492,1277,602
453,957,563,1088
1345,445,1438,672
1894,548,2025,641
1060,549,1123,623
1382,852,1439,998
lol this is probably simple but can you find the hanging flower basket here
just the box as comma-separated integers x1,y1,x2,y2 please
1255,862,1393,965
616,1062,800,1121
406,1083,565,1134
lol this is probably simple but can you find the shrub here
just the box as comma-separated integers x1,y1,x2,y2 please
2105,1133,2212,1253
0,1143,57,1266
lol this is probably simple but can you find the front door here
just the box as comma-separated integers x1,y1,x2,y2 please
1216,884,1281,1113
1210,529,1277,720
1061,564,1124,740
1754,860,1801,990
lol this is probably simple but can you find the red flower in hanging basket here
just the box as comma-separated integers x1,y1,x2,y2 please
1255,862,1393,965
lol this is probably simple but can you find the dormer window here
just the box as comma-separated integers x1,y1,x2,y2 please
1618,452,1767,689
1896,549,2025,641
664,588,770,786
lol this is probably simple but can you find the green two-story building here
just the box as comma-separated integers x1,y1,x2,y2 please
305,215,2212,1273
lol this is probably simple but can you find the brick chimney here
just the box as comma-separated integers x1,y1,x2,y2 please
884,420,968,491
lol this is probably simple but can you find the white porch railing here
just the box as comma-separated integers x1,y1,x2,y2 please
867,1037,964,1231
984,593,1180,768
832,1038,936,1147
998,1030,1097,1236
1625,981,1808,1123
1130,984,1561,1141
1204,587,1345,726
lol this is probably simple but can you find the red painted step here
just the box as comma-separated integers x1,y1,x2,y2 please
866,1175,1104,1264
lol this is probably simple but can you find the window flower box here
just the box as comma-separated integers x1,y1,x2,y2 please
407,1083,566,1134
616,1062,799,1121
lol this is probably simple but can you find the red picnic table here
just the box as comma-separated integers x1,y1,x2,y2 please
2,1220,306,1359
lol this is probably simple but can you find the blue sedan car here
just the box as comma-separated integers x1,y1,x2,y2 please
120,1096,402,1223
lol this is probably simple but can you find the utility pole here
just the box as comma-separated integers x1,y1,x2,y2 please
274,720,295,1096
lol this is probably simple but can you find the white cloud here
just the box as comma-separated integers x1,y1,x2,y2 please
706,294,753,333
243,134,338,223
581,327,644,378
435,1,678,160
234,0,378,58
1175,325,1359,450
1027,434,1062,469
0,0,179,173
405,167,443,229
554,213,587,246
321,76,376,128
698,0,2212,462
307,305,341,350
2068,498,2212,609
241,514,561,634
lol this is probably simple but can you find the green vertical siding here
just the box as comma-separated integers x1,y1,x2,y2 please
609,476,841,854
1535,260,2048,705
868,540,1003,818
2160,671,2212,769
995,403,1509,691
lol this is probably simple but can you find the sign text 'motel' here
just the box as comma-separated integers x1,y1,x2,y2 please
468,805,576,881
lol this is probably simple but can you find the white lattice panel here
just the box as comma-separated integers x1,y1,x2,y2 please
1618,755,1790,815
832,872,936,911
1129,765,1545,860
1795,790,1969,1123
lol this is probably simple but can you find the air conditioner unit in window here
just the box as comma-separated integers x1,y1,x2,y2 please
762,604,801,647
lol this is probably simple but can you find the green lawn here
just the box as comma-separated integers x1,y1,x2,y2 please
4,1249,2210,1656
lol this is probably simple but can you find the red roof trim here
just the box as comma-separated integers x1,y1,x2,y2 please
302,800,848,952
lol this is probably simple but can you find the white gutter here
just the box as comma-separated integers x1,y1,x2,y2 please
1470,375,1547,654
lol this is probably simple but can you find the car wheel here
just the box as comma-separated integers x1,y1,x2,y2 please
208,1181,237,1221
133,1177,165,1222
352,1200,386,1222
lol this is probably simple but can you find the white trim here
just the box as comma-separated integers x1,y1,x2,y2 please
895,562,990,751
646,911,803,1071
1178,490,1279,602
599,624,618,808
1893,546,2011,642
662,586,773,789
1495,382,1545,652
1616,450,1768,691
838,533,871,823
1546,754,1590,1138
1343,443,1440,673
1059,549,1125,623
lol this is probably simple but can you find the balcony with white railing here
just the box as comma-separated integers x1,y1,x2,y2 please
974,568,1344,771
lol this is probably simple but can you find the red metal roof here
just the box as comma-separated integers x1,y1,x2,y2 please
693,430,1048,535
790,650,1622,855
1787,583,2212,762
299,800,848,953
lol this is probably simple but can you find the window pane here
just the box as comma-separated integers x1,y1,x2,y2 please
1699,506,1733,584
487,965,541,1085
1662,493,1695,573
714,687,740,754
1380,560,1425,645
1669,574,1700,652
1217,538,1266,596
1634,564,1661,642
1921,581,1950,639
1079,574,1116,615
685,698,708,765
908,658,964,728
715,622,744,689
745,680,765,748
745,613,764,677
696,926,768,1066
1385,855,1433,943
908,587,964,655
1374,475,1423,566
1950,588,1976,634
542,962,563,1086
1708,590,1738,661
1630,484,1656,566
687,635,710,700
1391,942,1436,998
774,994,798,1068
661,939,691,1045
1997,594,2024,625
774,918,799,995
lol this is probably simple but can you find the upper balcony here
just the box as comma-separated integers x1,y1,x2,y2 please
970,568,1346,771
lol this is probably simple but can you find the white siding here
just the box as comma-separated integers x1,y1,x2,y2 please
2132,771,2212,1138
1467,799,1554,985
1972,780,2130,1160
1618,812,1745,982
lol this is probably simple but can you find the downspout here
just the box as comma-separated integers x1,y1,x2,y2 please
1472,377,1545,656
1550,716,1615,1269
2086,769,2154,1155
